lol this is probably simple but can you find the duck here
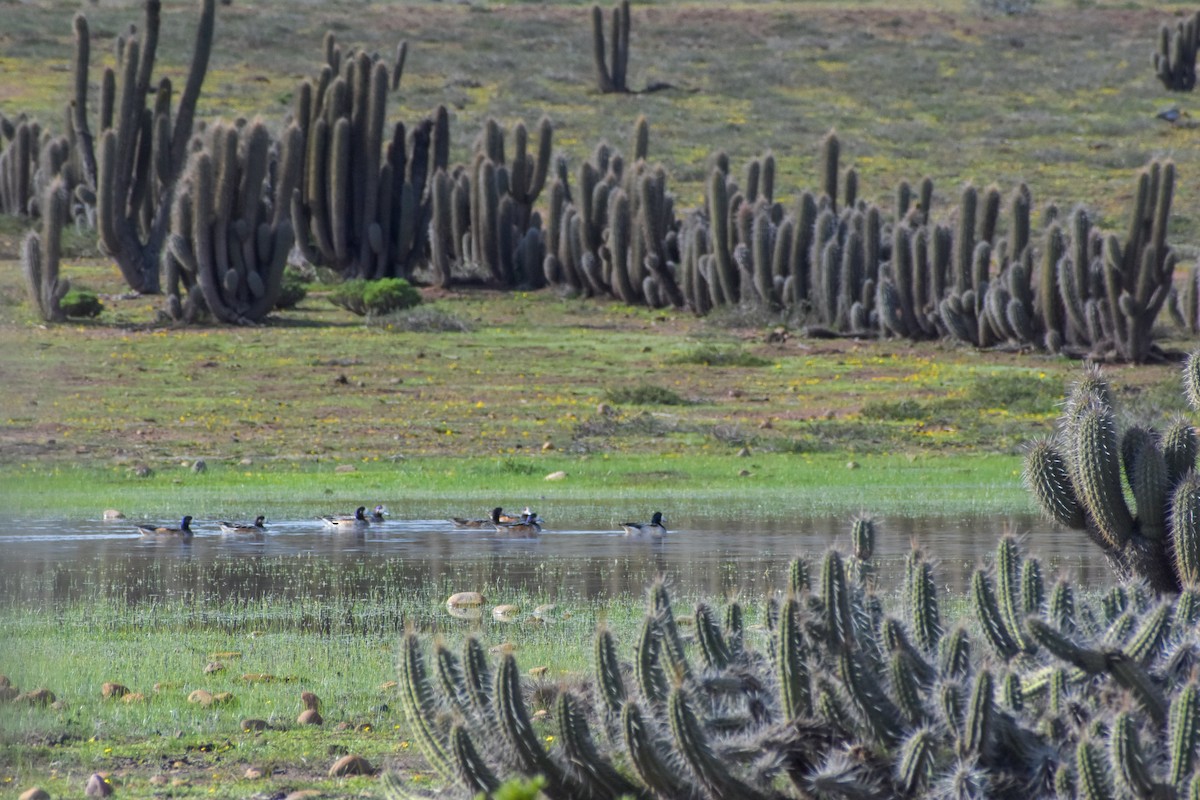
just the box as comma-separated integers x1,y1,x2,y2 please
370,505,389,522
494,511,541,537
620,511,667,538
319,506,371,530
451,507,505,529
138,515,194,539
218,516,266,535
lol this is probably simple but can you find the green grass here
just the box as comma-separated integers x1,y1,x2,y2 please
0,451,1032,520
0,579,750,798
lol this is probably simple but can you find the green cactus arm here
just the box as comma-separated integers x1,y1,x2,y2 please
557,691,648,800
667,687,772,800
1076,739,1116,800
971,570,1021,662
620,701,692,799
1170,682,1200,785
396,632,457,784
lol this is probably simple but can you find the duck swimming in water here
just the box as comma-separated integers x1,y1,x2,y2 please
620,511,667,538
138,515,194,540
319,506,371,530
219,516,266,535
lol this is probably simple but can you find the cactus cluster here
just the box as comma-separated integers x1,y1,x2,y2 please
591,0,631,94
388,526,1200,800
288,32,441,281
0,112,88,224
429,116,554,289
164,119,297,324
72,0,216,295
1155,11,1200,91
21,177,70,323
1025,351,1200,594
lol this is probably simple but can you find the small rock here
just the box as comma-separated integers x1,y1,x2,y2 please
240,718,269,732
541,440,554,451
244,766,266,779
492,604,520,622
328,754,373,777
446,591,485,608
191,459,207,473
102,682,129,699
19,787,50,800
148,775,168,786
133,464,152,478
334,464,356,473
738,469,752,477
239,457,254,466
544,470,568,481
297,709,323,725
187,689,215,706
102,509,126,520
736,446,751,457
85,773,113,798
284,791,324,800
846,460,860,470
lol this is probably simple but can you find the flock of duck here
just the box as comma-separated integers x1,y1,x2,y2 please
134,507,668,540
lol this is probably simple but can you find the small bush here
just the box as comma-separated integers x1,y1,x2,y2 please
274,267,308,310
59,289,103,318
329,278,421,316
669,344,770,367
604,384,688,405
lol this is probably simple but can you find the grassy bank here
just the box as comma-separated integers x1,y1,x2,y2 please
0,587,663,798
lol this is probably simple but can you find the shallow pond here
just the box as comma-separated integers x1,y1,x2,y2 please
0,511,1107,606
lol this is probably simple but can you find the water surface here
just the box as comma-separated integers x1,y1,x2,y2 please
0,511,1107,606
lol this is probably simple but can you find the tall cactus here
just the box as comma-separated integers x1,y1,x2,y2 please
92,0,216,294
1155,11,1200,91
591,0,631,93
21,177,70,322
165,120,297,324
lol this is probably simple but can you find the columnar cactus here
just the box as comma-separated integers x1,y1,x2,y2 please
289,33,444,281
165,119,298,324
0,114,39,218
1024,354,1200,593
90,0,216,294
1155,11,1200,91
21,177,70,322
591,0,631,94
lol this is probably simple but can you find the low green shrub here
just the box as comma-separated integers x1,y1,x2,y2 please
329,278,421,316
604,384,688,405
59,289,102,318
274,266,308,310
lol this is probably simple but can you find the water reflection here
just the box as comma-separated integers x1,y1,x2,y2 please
0,513,1108,606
